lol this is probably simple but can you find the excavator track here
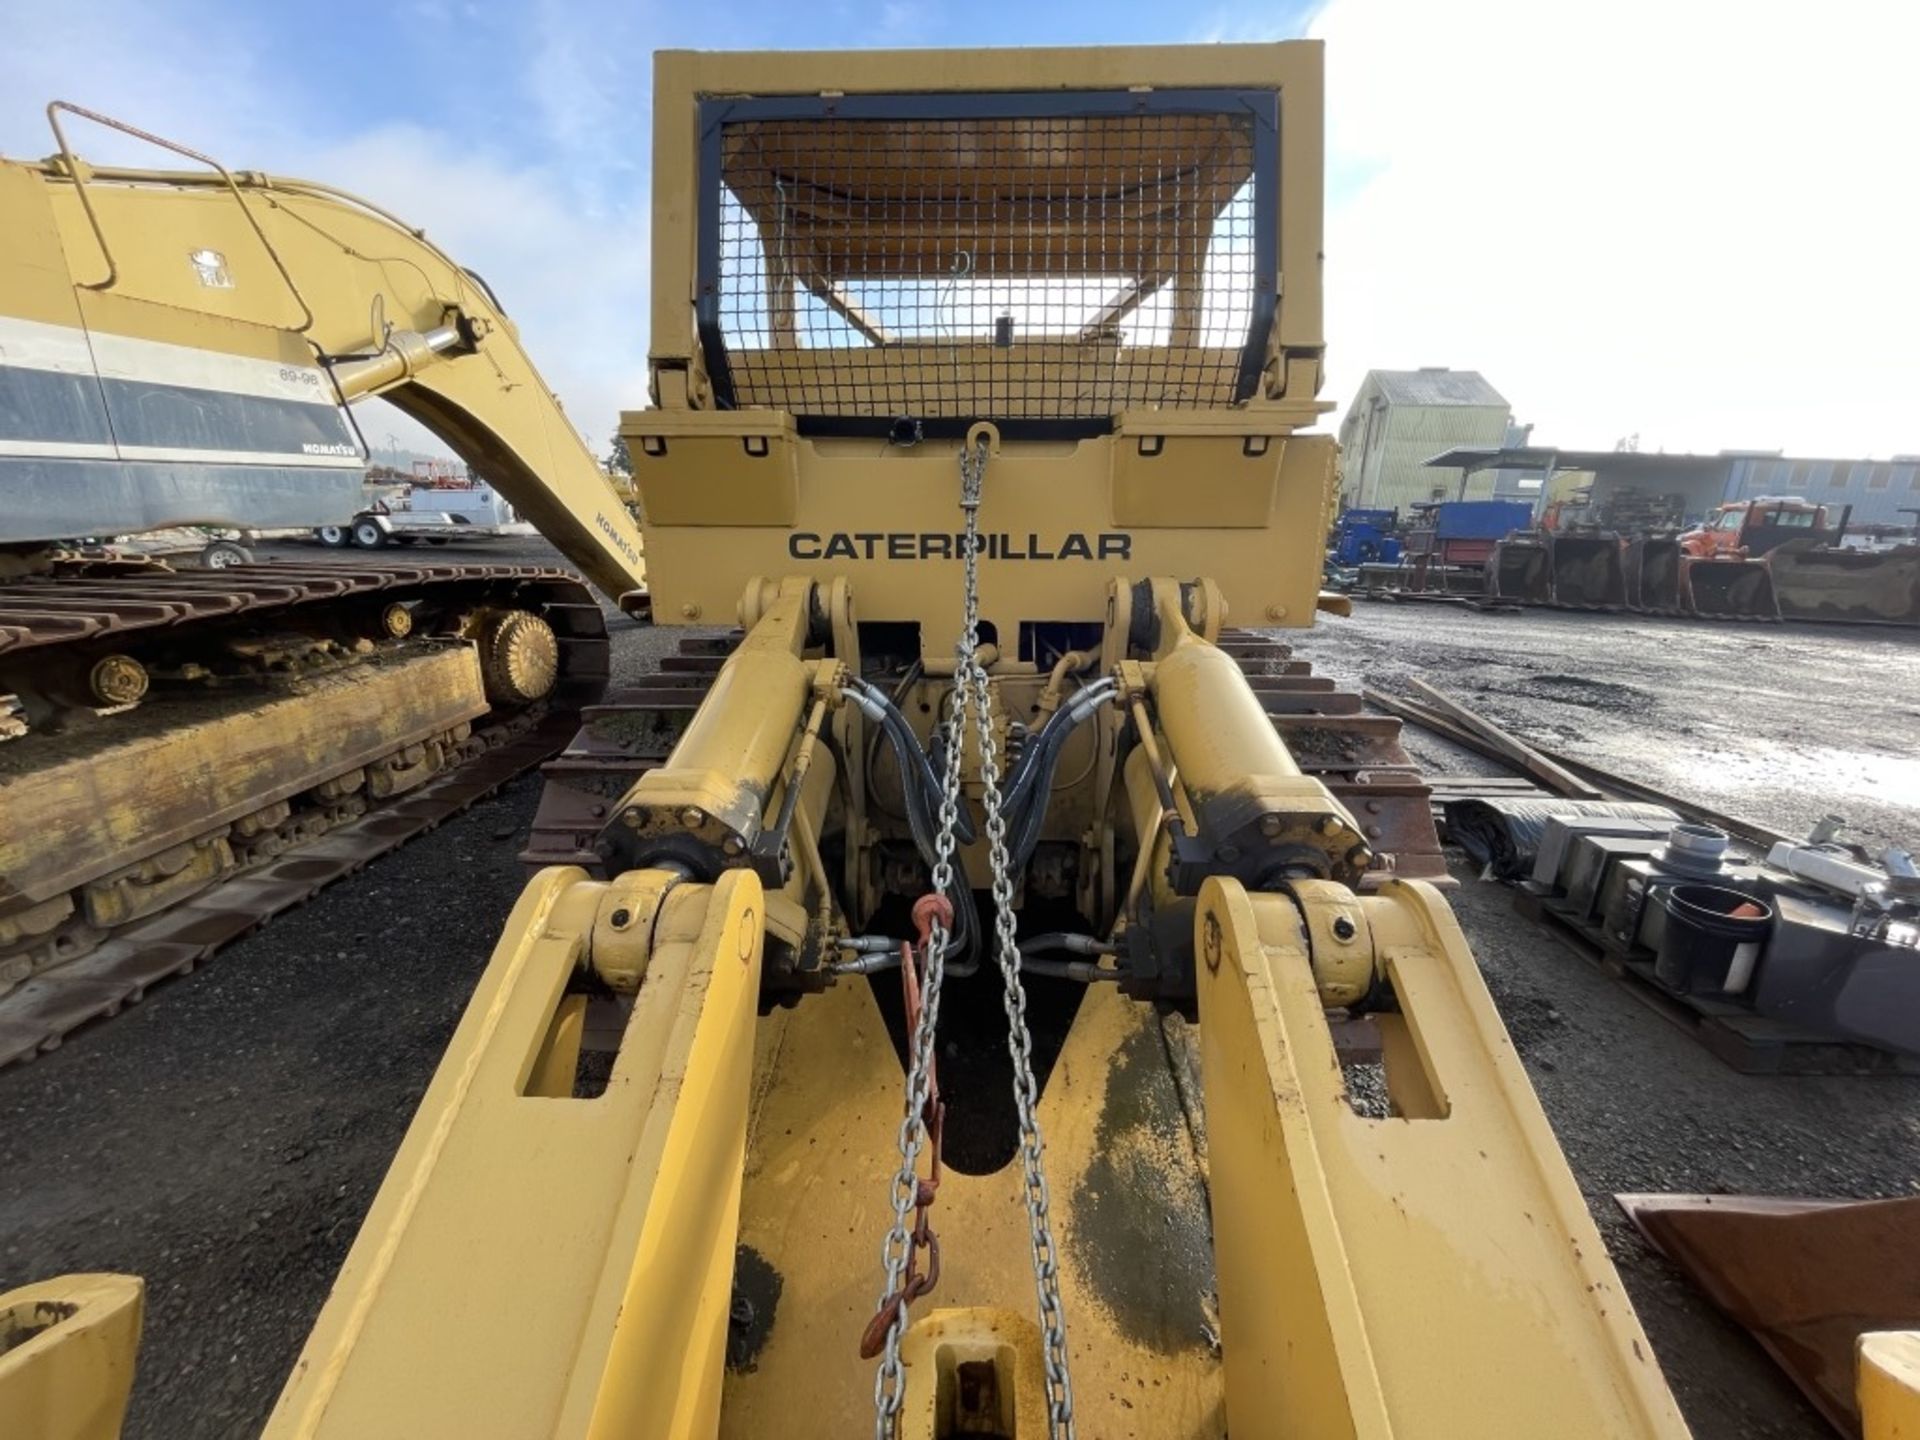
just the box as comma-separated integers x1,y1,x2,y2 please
521,627,1445,887
0,561,609,1066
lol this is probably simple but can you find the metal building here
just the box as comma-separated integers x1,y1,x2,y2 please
1336,368,1511,512
1724,453,1920,528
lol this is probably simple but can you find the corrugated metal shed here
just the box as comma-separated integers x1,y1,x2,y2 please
1338,368,1514,512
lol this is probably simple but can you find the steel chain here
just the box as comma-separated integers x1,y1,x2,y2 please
956,442,1077,1437
870,484,973,1433
869,436,1077,1438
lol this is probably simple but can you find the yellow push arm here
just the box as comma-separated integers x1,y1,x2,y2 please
0,1274,143,1440
263,865,764,1438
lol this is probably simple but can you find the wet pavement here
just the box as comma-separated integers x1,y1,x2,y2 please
1293,599,1920,853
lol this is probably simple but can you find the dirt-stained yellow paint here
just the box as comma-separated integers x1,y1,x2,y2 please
0,645,487,914
0,1274,143,1440
1864,1332,1920,1438
1194,876,1691,1437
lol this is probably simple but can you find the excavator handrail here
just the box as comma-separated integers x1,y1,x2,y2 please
43,101,317,333
24,154,506,349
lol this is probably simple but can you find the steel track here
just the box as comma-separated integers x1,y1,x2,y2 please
0,561,610,1067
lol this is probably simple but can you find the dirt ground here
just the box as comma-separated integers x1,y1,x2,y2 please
1,539,1916,1438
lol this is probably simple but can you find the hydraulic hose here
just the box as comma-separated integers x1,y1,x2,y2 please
1003,681,1116,869
1016,931,1120,982
842,677,982,974
1005,679,1115,815
846,678,977,849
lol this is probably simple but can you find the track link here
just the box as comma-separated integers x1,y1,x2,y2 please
0,562,610,1066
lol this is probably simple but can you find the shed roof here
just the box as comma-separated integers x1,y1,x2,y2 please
1423,446,1733,477
1366,368,1508,409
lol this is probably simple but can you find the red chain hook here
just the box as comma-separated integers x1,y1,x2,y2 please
858,892,956,1359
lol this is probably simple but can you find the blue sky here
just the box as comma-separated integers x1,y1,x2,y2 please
5,0,1916,461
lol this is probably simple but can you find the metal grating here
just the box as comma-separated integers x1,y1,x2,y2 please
698,91,1276,427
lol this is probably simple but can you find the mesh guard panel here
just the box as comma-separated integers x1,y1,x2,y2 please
700,92,1272,424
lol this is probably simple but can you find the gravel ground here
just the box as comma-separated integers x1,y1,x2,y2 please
1,538,1915,1437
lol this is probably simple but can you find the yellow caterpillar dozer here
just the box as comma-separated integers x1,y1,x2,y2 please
0,104,650,1062
12,39,1920,1440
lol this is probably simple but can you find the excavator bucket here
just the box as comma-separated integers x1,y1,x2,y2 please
1620,1193,1920,1436
1681,555,1781,619
1547,532,1628,608
1769,543,1920,626
1489,533,1554,603
1628,535,1684,612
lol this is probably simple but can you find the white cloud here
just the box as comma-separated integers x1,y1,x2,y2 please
1311,0,1920,457
304,123,650,457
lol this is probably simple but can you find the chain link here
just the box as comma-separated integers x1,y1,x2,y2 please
870,469,973,1433
956,441,1077,1437
869,436,1077,1438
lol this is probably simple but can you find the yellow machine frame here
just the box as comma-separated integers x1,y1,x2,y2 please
631,46,1335,645
10,40,1920,1440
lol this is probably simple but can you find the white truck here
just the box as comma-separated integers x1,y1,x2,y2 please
315,480,537,549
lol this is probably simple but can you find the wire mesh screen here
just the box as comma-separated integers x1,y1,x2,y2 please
701,94,1270,423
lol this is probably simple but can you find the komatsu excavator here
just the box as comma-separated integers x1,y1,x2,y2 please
7,41,1920,1440
0,104,650,1061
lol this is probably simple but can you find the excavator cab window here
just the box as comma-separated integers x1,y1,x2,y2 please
695,88,1279,434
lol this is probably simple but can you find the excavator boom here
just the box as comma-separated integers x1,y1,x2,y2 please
2,101,646,606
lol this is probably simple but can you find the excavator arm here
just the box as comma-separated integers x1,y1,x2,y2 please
0,103,646,607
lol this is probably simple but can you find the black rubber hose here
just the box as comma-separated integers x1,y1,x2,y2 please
891,707,973,846
1004,686,1115,868
944,867,982,975
855,679,976,846
844,681,982,972
1005,681,1115,819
